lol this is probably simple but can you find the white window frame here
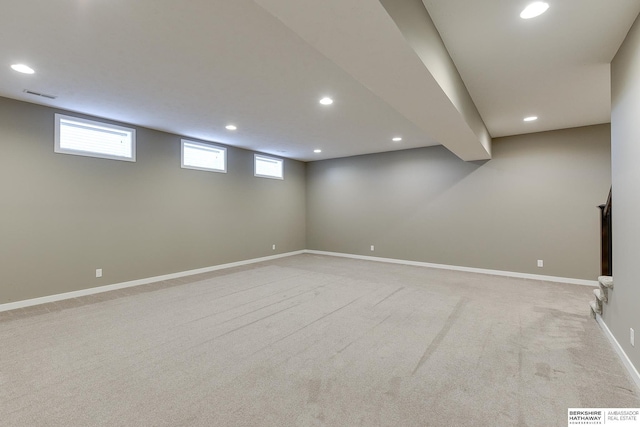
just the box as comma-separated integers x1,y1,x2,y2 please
181,139,227,173
54,113,136,162
254,154,283,180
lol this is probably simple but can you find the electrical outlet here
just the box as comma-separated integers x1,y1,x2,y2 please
631,328,635,347
96,268,103,278
370,245,375,251
272,244,276,250
537,260,543,268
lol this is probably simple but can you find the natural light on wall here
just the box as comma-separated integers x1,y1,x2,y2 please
54,114,136,161
181,140,227,173
254,154,283,179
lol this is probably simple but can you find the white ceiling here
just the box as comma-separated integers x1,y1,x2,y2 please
1,0,638,162
422,0,640,138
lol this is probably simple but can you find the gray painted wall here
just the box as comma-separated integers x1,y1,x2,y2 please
0,94,613,309
0,97,306,304
307,124,611,280
609,14,640,372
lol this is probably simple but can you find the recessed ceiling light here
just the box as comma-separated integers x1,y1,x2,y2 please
225,124,237,130
523,116,538,122
319,97,333,105
11,64,35,74
392,137,402,142
314,149,322,153
520,2,549,19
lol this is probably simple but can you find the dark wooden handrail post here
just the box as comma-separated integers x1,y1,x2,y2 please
599,188,612,276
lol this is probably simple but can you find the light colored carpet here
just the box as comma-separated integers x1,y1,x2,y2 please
1,254,638,426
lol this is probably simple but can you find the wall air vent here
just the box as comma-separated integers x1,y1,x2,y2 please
23,89,57,99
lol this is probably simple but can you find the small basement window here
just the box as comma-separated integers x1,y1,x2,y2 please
181,140,227,173
254,154,283,179
54,114,136,161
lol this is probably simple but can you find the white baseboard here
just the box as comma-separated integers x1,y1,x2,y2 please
305,250,639,389
595,313,640,392
0,249,597,313
4,249,634,388
303,250,598,286
0,250,305,313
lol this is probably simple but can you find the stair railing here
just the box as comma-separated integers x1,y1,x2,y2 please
598,187,612,276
